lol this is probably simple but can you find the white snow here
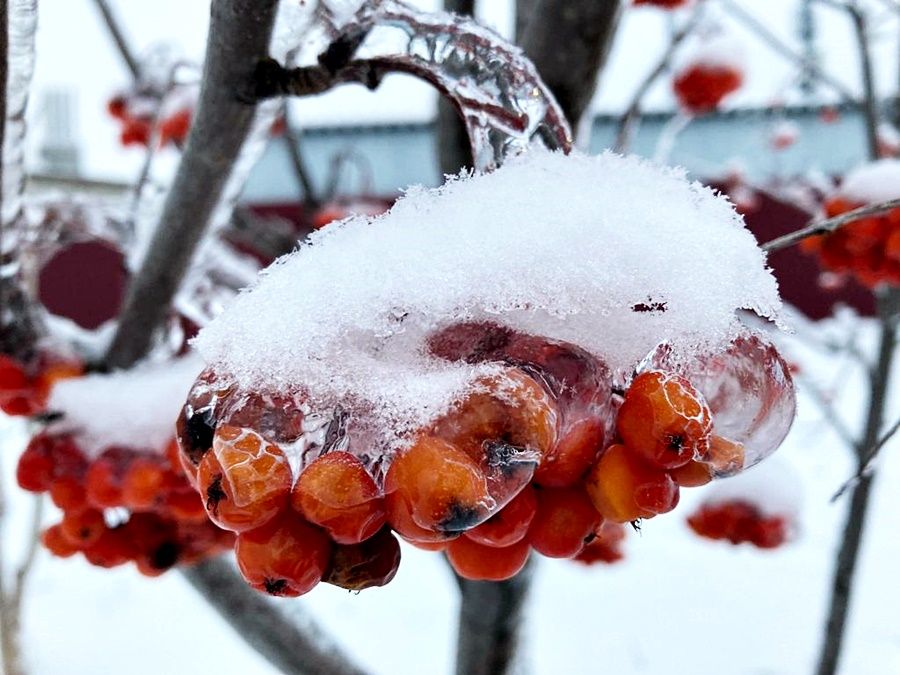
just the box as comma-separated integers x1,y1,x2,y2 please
193,151,780,447
675,32,746,74
701,455,803,517
838,158,900,204
45,355,203,456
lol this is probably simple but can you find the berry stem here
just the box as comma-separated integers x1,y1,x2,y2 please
184,557,368,675
452,558,534,675
815,288,899,675
90,0,140,80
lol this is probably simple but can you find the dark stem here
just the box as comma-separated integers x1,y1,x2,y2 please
815,288,899,675
453,559,534,675
436,0,475,176
105,0,280,368
846,3,881,160
91,0,140,79
183,557,367,675
519,0,623,129
281,112,321,210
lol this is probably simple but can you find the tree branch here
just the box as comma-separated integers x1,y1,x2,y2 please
718,0,856,102
761,197,900,252
832,415,900,501
519,0,624,129
845,2,881,160
453,560,534,675
815,288,899,675
613,3,705,153
105,0,281,368
91,0,140,79
436,0,475,176
183,557,367,675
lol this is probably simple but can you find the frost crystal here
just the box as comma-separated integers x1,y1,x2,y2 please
194,151,781,449
837,159,900,204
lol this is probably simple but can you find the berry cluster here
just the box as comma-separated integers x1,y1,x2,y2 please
800,195,900,287
673,62,743,114
0,352,82,417
687,499,790,549
107,94,193,148
17,432,232,575
177,322,790,594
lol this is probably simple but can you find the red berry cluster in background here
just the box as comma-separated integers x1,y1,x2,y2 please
0,352,82,417
687,499,790,549
310,199,391,231
633,0,689,8
673,62,743,114
17,432,232,575
176,321,775,595
107,93,193,148
800,196,900,287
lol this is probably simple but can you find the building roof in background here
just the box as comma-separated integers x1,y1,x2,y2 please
26,0,900,183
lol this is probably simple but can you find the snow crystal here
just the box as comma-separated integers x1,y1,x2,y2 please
194,151,781,445
47,355,203,457
701,456,802,518
838,158,900,204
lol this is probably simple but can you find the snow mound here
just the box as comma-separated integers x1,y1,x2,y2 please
677,34,745,72
194,151,781,445
839,159,900,204
47,356,203,456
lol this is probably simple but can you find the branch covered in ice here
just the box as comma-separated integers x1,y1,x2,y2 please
254,0,573,171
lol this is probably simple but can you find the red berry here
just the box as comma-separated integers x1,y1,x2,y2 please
446,536,531,581
324,528,402,591
236,515,331,597
527,487,601,558
617,371,712,470
292,451,385,544
41,525,80,557
465,485,537,548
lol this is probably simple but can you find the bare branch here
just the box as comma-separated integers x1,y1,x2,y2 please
761,197,900,252
797,374,859,451
91,0,140,79
845,1,881,160
519,0,624,128
719,0,856,102
183,557,368,675
105,0,281,368
832,416,900,501
614,3,705,152
453,560,534,675
816,288,899,675
281,106,321,209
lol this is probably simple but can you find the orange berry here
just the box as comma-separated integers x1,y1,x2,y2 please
41,524,80,557
527,487,602,558
385,436,493,535
50,477,88,511
447,536,531,581
236,515,331,597
671,459,713,487
292,451,385,544
617,371,712,470
585,444,679,523
197,426,292,532
465,485,537,548
60,509,106,547
325,528,402,591
573,521,626,565
707,434,745,476
122,457,168,510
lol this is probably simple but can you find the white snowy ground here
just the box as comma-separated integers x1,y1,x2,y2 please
1,316,899,675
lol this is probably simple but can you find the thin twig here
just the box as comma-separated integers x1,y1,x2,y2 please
761,196,900,252
832,416,900,501
845,1,881,160
280,107,321,210
613,3,705,152
718,0,856,102
11,496,43,611
798,374,859,451
91,0,140,79
815,288,900,675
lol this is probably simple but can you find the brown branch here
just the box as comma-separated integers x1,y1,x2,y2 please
183,557,367,675
815,288,899,675
761,197,900,252
832,415,900,501
613,3,705,152
719,0,856,102
453,559,534,675
519,0,624,128
91,0,140,79
105,0,282,368
281,108,321,210
846,2,881,160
